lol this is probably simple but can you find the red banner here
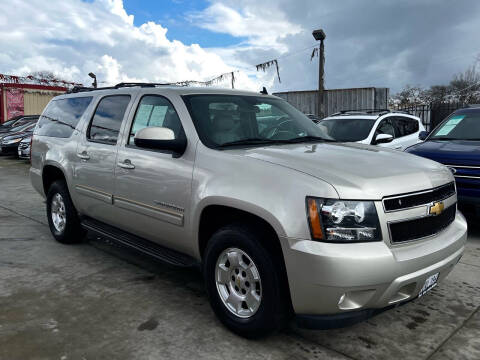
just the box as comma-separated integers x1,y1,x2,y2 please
6,88,24,120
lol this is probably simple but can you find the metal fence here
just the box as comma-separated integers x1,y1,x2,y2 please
273,87,389,118
394,103,466,131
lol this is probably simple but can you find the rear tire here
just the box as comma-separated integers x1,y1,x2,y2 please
203,224,288,338
46,180,85,244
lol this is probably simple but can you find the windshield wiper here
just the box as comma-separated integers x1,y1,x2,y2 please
283,135,335,143
217,135,333,148
216,138,282,148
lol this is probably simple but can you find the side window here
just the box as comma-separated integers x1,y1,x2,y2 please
375,119,395,137
393,117,419,138
129,95,184,145
88,95,131,145
36,97,93,138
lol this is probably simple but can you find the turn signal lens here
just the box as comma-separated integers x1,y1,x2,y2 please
307,198,324,240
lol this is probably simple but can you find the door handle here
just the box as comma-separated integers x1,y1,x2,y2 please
118,159,135,169
394,146,403,150
77,151,90,160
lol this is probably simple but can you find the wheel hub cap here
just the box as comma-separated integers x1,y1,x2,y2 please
215,247,262,318
51,193,66,233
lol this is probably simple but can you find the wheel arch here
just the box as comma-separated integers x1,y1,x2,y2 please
42,163,67,195
196,201,293,312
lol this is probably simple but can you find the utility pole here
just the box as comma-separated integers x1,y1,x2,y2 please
312,29,326,118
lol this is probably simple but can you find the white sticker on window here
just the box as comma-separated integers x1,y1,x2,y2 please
436,115,465,136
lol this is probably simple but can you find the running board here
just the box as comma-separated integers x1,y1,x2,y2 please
81,217,198,268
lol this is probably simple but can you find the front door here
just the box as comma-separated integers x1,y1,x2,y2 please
112,94,194,254
73,94,133,225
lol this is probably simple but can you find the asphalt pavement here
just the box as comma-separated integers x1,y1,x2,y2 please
0,156,479,360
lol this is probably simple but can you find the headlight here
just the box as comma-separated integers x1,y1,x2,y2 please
2,138,22,145
306,197,381,242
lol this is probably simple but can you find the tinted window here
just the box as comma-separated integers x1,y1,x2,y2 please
317,118,376,142
393,117,419,137
430,111,480,140
88,95,130,144
129,95,184,144
183,95,330,148
375,119,395,137
36,97,92,138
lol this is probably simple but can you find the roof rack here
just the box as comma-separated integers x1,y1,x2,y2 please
329,109,411,117
68,82,175,94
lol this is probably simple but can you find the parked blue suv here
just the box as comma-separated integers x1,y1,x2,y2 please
406,106,480,213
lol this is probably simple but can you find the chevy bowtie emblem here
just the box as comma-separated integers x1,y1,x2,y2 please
429,201,444,216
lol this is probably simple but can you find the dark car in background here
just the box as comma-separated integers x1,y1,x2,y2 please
406,106,480,214
17,136,32,160
0,115,39,133
0,122,37,156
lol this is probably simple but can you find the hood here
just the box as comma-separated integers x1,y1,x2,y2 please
407,140,480,165
0,130,31,141
236,142,453,199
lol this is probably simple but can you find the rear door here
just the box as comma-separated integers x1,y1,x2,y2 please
73,94,134,225
111,94,195,253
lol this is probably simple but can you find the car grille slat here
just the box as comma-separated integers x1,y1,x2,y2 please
389,205,456,243
383,182,455,212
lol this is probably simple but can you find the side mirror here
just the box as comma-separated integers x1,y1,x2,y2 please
418,131,429,141
134,127,187,156
374,133,394,144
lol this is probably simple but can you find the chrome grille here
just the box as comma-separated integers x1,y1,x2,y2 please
383,182,455,212
389,204,456,243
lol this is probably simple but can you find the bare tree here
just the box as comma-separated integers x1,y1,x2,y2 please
391,85,426,106
449,64,480,103
28,70,71,84
392,59,480,106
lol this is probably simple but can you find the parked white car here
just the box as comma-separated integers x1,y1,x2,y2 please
317,110,425,150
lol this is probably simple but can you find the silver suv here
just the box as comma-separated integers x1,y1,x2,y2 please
30,84,467,338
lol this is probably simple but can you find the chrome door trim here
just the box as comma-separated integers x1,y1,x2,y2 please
75,184,113,204
113,196,184,226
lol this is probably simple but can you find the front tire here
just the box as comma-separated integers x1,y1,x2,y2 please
203,224,288,338
46,180,85,244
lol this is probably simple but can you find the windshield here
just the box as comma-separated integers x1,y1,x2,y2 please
182,94,331,148
317,118,376,142
429,112,480,141
1,119,17,127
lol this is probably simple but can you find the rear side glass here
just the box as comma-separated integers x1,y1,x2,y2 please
36,97,93,138
87,95,131,145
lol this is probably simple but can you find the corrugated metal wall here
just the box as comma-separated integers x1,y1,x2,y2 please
24,90,63,115
273,87,389,117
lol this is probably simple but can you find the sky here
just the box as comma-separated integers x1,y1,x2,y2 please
0,0,479,93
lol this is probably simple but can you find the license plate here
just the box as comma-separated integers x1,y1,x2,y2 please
419,273,439,297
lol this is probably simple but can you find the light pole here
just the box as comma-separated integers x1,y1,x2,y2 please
312,29,326,118
88,72,97,88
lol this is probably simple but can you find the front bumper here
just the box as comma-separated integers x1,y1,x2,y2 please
281,211,467,318
18,145,30,159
